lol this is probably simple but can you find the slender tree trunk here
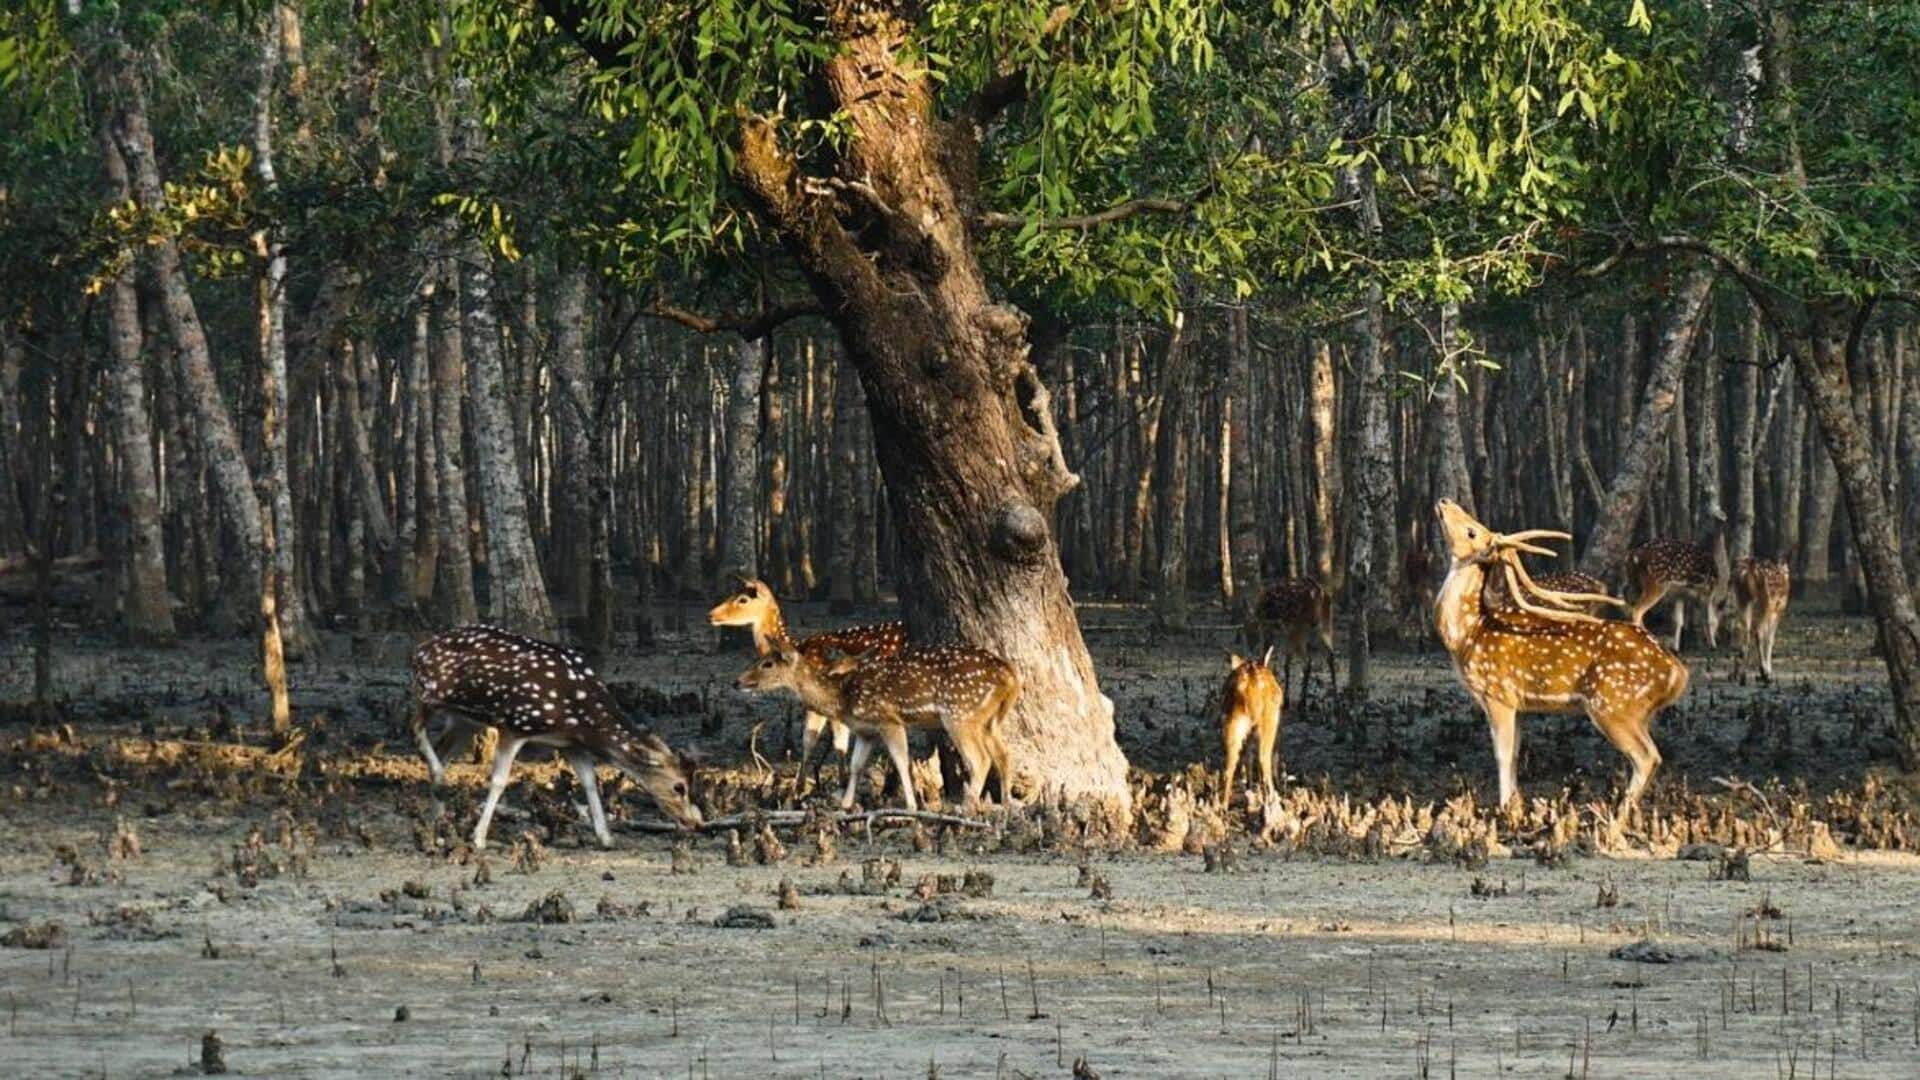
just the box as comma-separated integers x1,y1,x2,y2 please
1802,434,1839,584
1902,327,1920,586
250,13,319,659
1730,307,1762,561
1124,316,1187,600
1226,306,1263,633
1151,351,1193,632
550,267,595,609
97,122,174,643
718,335,766,587
1579,266,1715,577
451,80,554,638
0,331,25,559
108,43,265,623
1308,338,1337,584
1430,303,1476,515
1347,282,1393,689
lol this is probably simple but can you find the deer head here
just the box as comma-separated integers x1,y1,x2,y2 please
1434,499,1625,623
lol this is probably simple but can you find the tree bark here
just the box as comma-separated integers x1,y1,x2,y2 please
97,119,174,643
551,267,595,609
1151,348,1194,632
454,79,555,638
727,10,1127,806
1430,303,1476,515
1902,327,1920,587
1347,282,1393,690
1794,310,1920,768
1802,432,1839,584
1579,266,1716,577
1730,307,1763,561
108,44,265,624
1308,338,1338,584
1226,305,1263,631
718,335,766,587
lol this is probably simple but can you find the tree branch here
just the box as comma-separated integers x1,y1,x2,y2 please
975,188,1212,232
639,298,824,341
1581,232,1794,330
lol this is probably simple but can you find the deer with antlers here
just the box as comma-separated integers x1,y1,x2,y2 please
1252,577,1338,700
733,643,1017,812
708,579,908,787
1219,649,1284,802
1730,557,1791,684
409,626,704,848
1627,537,1730,651
1432,501,1689,817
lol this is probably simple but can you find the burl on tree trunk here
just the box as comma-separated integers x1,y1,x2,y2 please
729,8,1130,811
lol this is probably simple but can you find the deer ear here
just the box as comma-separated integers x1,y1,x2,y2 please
678,745,708,772
1227,652,1247,672
776,644,800,664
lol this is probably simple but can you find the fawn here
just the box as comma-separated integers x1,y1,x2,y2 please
409,626,703,848
1731,557,1791,684
1433,501,1689,817
1253,577,1337,700
1219,649,1284,802
708,578,907,785
733,643,1017,811
1627,537,1730,651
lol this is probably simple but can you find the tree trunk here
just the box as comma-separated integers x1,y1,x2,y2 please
1430,303,1476,515
1902,327,1920,587
827,358,863,614
1347,282,1393,691
1151,351,1193,632
1579,266,1715,577
1730,307,1763,561
1124,316,1188,600
1308,338,1338,584
1226,305,1263,632
1794,310,1920,768
250,12,319,660
108,44,265,623
550,268,595,609
455,80,555,639
718,335,766,587
1802,434,1839,584
729,14,1128,806
97,120,174,643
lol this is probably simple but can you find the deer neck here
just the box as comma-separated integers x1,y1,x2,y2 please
787,663,850,718
1434,558,1488,655
752,605,796,657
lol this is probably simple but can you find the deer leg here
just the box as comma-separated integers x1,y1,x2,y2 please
1221,711,1250,804
411,704,447,784
876,724,917,812
1760,616,1778,682
471,736,528,851
432,719,477,774
1483,701,1521,809
1670,600,1687,652
1254,703,1280,797
839,735,875,811
1323,633,1339,695
1705,595,1722,650
1590,707,1661,821
566,749,613,849
795,710,827,795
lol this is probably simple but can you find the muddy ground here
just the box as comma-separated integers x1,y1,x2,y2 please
2,596,1918,1077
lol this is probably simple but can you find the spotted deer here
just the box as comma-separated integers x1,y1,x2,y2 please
1253,577,1337,699
409,626,704,848
1627,538,1730,651
1731,557,1791,684
1433,501,1689,816
1219,649,1284,802
733,643,1017,811
1483,569,1613,616
708,579,907,785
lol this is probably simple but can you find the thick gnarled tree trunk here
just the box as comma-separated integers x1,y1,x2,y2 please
730,9,1129,809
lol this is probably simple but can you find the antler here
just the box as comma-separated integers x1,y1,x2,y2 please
1488,529,1628,623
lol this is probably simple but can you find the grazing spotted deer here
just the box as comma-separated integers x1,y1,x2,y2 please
1219,649,1284,802
1627,538,1730,651
1433,501,1689,817
410,626,704,848
733,643,1017,811
1731,557,1791,684
1483,569,1614,616
708,579,908,785
1254,577,1337,699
